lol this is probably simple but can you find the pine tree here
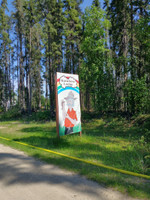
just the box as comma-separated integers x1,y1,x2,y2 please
42,0,56,117
136,0,149,79
23,0,42,112
107,0,130,111
13,0,25,110
31,23,43,110
42,0,64,117
0,0,12,111
63,0,82,74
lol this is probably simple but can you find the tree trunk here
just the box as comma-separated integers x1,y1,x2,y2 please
130,0,135,81
48,29,54,118
28,27,32,114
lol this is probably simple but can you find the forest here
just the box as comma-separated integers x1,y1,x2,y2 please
0,0,150,117
0,1,150,198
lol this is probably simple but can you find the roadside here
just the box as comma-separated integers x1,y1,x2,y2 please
0,144,140,200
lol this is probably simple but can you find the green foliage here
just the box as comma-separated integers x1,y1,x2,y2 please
0,0,12,110
0,0,150,117
134,15,150,74
27,110,51,121
131,114,150,175
0,106,21,120
63,0,82,73
0,108,52,122
133,114,150,143
0,116,150,199
0,106,4,113
123,77,150,114
81,5,113,112
92,0,100,8
82,6,110,54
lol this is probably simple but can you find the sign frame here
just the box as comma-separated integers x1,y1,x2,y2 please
55,72,82,137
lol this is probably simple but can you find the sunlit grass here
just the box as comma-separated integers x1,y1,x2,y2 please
0,117,150,199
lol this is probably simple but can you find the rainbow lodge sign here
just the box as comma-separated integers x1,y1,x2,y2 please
56,72,81,136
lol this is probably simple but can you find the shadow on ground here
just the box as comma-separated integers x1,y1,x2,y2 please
0,150,150,199
0,151,105,199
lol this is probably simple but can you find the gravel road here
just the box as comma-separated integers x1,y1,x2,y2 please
0,144,140,200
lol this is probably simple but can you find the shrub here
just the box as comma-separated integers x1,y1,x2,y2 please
123,77,150,114
0,106,21,121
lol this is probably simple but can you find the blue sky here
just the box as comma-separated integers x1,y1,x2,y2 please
81,0,94,10
81,0,104,10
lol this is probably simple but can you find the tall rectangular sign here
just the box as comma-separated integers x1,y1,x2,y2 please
56,72,81,136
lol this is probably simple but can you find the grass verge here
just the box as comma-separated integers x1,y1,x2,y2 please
0,115,150,199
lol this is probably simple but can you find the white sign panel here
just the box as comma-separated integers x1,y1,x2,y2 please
56,72,81,136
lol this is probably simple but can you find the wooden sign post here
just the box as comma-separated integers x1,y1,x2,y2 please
55,72,82,137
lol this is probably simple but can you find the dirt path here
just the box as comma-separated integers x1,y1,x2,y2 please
0,144,140,200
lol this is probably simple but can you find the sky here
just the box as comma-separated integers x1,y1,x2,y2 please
81,0,95,10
